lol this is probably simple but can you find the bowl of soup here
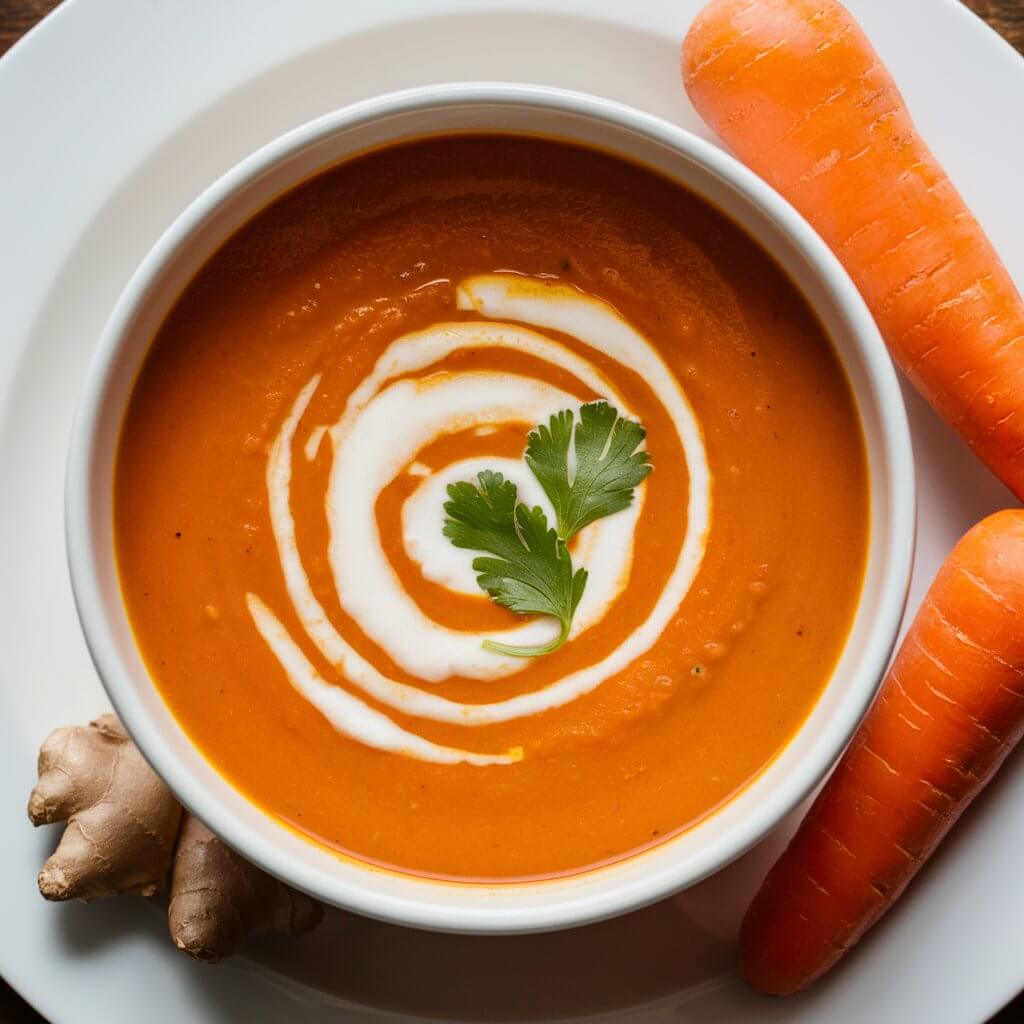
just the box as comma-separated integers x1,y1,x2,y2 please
65,82,914,933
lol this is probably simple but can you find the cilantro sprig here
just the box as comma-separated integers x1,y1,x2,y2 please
442,402,651,658
526,401,652,542
443,470,587,657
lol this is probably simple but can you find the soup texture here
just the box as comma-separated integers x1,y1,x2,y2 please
115,135,868,881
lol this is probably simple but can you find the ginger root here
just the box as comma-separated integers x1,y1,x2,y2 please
29,714,324,959
169,815,323,962
29,714,182,901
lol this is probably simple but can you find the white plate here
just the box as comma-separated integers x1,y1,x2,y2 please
0,0,1021,1021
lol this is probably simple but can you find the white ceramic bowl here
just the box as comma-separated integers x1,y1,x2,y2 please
65,82,915,935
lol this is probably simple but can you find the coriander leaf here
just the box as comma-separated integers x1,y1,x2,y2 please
525,400,652,541
520,408,575,539
443,469,587,657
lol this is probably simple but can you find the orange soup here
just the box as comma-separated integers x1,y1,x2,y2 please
115,135,868,881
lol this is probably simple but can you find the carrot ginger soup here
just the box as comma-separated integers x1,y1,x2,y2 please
115,135,868,881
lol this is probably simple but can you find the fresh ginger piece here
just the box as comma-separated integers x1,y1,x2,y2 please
169,814,324,962
29,713,325,959
28,714,182,901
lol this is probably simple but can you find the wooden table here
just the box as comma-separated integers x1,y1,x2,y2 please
1,1,1022,1021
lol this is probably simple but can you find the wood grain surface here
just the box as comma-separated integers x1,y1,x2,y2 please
0,0,52,54
0,1,1022,1022
963,0,1024,50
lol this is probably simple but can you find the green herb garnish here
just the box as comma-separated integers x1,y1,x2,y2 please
443,470,587,657
526,401,652,542
442,402,651,658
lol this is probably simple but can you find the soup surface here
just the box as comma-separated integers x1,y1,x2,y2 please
115,135,868,881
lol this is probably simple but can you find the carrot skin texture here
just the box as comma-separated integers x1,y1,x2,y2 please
739,510,1024,995
683,0,1024,498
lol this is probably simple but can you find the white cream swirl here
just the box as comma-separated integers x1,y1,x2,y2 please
247,275,712,765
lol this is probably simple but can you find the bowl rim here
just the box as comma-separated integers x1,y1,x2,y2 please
65,81,915,934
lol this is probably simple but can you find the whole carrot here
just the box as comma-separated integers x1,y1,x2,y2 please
739,509,1024,994
683,0,1024,498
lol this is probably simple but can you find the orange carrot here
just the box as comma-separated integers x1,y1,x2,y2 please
683,0,1024,498
739,509,1024,994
